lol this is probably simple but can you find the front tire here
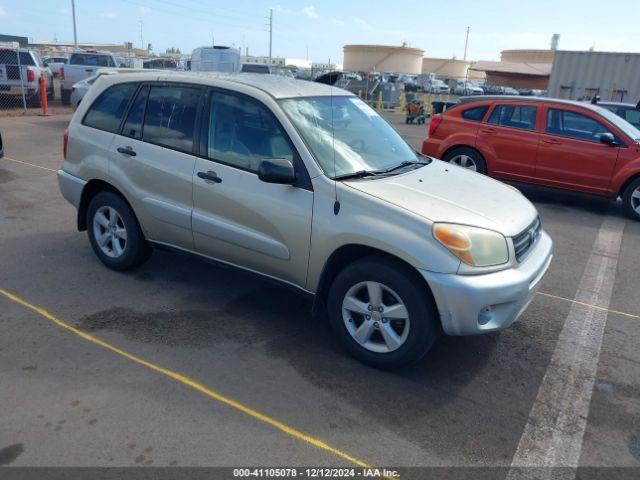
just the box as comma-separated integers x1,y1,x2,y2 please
327,256,438,369
622,177,640,221
443,147,487,174
86,191,151,271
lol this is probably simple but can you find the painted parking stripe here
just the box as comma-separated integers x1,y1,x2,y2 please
0,288,372,469
1,156,57,173
507,213,625,478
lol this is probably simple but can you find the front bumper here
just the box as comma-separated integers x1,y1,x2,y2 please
420,231,553,336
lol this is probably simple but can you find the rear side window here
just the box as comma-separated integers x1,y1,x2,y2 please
122,85,149,139
488,105,537,131
623,109,640,129
142,85,201,152
83,83,137,133
0,50,34,65
546,109,609,142
461,106,488,122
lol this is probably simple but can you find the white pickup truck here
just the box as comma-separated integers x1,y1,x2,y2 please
0,47,53,107
60,51,119,104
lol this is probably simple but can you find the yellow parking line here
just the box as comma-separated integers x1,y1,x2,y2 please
0,288,371,469
2,156,57,173
536,291,640,320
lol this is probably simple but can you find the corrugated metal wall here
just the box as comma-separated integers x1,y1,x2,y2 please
548,51,640,102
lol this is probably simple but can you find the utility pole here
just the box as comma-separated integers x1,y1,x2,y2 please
139,18,144,50
268,9,273,61
463,26,470,61
71,0,78,48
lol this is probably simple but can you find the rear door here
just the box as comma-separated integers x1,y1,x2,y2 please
536,106,619,194
111,82,203,250
477,102,540,180
191,88,313,288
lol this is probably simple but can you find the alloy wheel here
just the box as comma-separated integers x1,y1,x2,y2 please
93,206,127,258
631,186,640,215
449,154,477,171
341,281,410,353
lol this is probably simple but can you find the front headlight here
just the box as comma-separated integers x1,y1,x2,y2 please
433,223,509,267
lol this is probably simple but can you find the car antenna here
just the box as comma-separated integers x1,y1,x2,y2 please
331,86,340,215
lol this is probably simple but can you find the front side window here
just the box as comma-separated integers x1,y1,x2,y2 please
546,109,610,142
142,85,201,152
488,104,537,131
281,96,418,178
208,91,293,172
462,106,488,122
83,83,137,133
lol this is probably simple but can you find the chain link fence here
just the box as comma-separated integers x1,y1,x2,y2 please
0,45,70,116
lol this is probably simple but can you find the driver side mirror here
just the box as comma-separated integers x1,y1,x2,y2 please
258,158,296,184
599,132,617,146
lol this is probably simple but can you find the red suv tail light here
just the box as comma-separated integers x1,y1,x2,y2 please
26,67,35,83
63,128,69,160
60,67,65,80
428,114,442,137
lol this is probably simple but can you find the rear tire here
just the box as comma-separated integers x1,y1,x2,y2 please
443,147,487,174
327,256,438,369
622,177,640,221
86,191,152,271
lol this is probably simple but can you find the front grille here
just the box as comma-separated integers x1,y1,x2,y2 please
512,217,541,262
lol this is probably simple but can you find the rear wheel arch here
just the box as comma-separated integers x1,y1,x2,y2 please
77,180,136,231
312,244,438,320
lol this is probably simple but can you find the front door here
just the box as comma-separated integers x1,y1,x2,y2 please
536,107,619,195
192,89,313,288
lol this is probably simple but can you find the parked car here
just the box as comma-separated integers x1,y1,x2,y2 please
429,79,450,94
0,129,3,158
142,58,178,70
58,72,553,369
43,56,68,76
70,68,150,110
0,47,53,107
422,96,640,220
594,100,640,129
481,84,505,95
191,46,241,73
454,81,483,96
503,87,520,95
60,51,120,104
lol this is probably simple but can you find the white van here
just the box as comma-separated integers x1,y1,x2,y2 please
190,46,240,73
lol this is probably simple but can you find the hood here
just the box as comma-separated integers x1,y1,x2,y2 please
344,160,537,237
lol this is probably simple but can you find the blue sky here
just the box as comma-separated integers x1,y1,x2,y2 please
1,0,638,62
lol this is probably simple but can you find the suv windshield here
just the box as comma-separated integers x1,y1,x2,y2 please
596,106,640,141
281,96,420,178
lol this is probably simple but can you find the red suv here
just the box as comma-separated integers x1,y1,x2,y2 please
422,96,640,220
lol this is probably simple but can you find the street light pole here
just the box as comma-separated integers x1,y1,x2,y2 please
463,26,470,61
71,0,78,49
268,9,273,61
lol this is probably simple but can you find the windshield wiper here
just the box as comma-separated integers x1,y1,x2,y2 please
332,170,379,181
376,159,430,175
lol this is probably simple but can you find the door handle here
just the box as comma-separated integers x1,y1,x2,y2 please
480,128,497,134
85,68,94,72
117,146,136,156
197,171,222,183
542,138,561,145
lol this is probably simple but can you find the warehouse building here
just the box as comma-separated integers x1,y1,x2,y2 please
343,44,424,74
548,50,640,102
469,61,551,89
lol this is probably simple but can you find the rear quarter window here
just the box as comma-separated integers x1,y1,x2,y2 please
461,105,488,122
82,83,138,133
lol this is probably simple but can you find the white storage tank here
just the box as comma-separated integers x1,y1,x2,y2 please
343,44,424,74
